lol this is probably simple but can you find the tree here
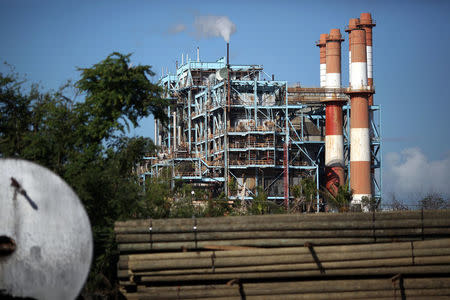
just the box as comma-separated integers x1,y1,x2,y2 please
386,193,409,211
0,55,168,294
361,196,381,212
322,181,352,212
0,66,33,157
76,52,167,142
419,193,449,210
248,187,284,215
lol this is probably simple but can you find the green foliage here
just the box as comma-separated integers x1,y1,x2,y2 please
0,55,167,293
142,178,171,218
204,193,232,217
0,66,34,156
249,187,285,215
249,187,269,214
76,52,167,142
322,181,353,212
291,184,302,199
228,177,238,195
291,177,318,212
361,196,381,212
301,177,317,200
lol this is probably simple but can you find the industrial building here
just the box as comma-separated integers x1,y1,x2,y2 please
139,13,381,211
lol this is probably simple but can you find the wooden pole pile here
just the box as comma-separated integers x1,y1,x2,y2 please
123,277,450,300
121,239,450,284
115,210,450,253
115,210,450,299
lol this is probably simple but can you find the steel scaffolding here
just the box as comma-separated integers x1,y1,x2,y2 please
137,56,382,211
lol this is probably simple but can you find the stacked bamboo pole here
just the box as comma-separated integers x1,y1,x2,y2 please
115,210,450,299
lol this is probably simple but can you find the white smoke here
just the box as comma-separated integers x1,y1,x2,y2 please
168,24,187,34
384,148,450,200
194,15,236,42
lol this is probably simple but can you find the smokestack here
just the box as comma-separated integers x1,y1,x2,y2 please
181,54,184,65
316,33,328,87
227,43,230,66
347,27,373,210
197,47,200,62
324,29,345,196
359,13,376,191
325,29,343,88
359,13,375,105
345,18,360,85
176,60,178,69
272,74,275,81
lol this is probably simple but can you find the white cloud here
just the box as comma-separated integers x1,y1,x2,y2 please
384,148,450,200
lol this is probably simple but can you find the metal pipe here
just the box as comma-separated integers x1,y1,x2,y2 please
225,42,231,198
173,111,177,151
154,119,158,146
227,43,229,66
284,81,289,210
167,106,171,153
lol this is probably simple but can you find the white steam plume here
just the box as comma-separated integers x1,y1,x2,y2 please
194,15,236,43
168,24,186,34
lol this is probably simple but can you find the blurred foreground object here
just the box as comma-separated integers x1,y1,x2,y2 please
0,159,93,300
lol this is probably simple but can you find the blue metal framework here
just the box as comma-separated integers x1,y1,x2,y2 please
137,57,382,211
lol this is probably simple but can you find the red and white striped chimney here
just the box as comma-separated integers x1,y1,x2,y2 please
345,18,360,86
324,29,345,195
316,33,328,87
359,13,375,105
359,13,376,191
347,26,373,208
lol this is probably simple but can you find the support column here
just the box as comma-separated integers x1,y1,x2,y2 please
188,91,192,153
173,111,177,152
154,118,158,146
168,106,171,153
284,83,289,210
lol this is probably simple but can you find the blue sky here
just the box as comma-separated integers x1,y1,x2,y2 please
1,0,449,202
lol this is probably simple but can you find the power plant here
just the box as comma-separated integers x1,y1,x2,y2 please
139,13,381,211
